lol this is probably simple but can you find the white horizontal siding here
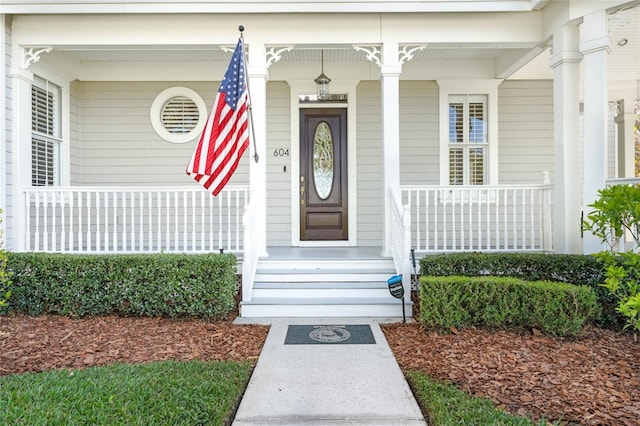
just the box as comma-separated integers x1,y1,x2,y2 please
356,80,383,246
498,80,554,184
75,81,250,186
266,81,292,246
400,81,439,185
70,81,81,185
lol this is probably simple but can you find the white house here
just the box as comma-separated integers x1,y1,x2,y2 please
1,0,638,317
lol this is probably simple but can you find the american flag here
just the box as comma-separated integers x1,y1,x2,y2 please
186,38,249,196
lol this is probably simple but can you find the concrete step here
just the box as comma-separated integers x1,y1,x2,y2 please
256,258,395,273
240,297,412,318
242,255,407,318
251,282,393,299
253,272,394,283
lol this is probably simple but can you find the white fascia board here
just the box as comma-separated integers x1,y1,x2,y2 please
0,0,536,14
11,12,543,47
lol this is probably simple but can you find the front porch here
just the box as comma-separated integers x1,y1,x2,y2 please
20,182,553,317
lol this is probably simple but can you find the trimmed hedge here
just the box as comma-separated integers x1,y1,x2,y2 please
2,253,237,319
418,252,621,328
419,276,600,337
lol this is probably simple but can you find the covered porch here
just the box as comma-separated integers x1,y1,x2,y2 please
3,2,639,317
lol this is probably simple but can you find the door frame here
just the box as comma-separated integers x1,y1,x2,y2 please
289,80,359,247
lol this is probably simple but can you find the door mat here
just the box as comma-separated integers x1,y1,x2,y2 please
284,325,376,345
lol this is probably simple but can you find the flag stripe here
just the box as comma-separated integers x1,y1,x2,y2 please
186,37,250,197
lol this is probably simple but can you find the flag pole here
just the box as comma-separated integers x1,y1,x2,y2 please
239,25,259,163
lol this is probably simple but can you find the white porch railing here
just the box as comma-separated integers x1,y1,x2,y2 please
23,185,249,253
401,183,553,253
241,192,261,302
389,188,412,303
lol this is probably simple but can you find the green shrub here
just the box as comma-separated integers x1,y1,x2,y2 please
419,276,600,337
418,252,621,328
3,253,237,319
582,184,640,334
0,209,11,307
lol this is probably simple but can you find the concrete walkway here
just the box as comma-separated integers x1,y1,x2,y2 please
232,318,427,425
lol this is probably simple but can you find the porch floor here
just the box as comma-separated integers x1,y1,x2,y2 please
263,246,387,260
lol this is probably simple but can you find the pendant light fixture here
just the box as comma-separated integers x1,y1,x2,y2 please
314,50,331,99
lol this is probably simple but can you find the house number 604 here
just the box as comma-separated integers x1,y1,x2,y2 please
273,148,290,157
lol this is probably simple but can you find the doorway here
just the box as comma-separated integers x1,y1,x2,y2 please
299,108,348,241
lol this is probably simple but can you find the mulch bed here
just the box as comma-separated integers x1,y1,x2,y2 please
0,314,268,375
382,322,640,426
2,314,639,425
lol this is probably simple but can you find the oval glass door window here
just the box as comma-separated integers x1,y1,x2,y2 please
313,122,334,199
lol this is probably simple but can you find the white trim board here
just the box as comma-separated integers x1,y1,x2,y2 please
288,80,359,247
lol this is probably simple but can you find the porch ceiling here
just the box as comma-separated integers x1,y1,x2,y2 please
49,4,638,81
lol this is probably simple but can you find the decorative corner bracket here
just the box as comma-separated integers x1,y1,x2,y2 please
266,46,293,68
353,45,381,67
608,8,631,34
23,46,53,69
399,45,426,65
220,45,236,54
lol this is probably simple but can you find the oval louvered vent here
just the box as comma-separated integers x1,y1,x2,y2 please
150,87,207,144
161,96,199,134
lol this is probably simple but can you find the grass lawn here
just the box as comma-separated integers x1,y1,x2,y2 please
0,360,253,426
407,371,554,426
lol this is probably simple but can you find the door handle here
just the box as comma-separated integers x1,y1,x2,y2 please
300,186,305,205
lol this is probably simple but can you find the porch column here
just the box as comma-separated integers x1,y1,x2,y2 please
381,42,402,257
9,52,35,252
247,42,268,256
0,15,6,244
580,11,610,254
550,22,582,254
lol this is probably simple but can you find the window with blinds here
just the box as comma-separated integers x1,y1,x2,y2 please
448,95,487,185
161,96,199,134
31,78,61,186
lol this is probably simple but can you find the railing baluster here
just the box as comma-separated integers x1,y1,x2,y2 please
69,192,75,252
78,192,84,252
200,191,206,252
112,192,118,251
25,191,32,251
218,193,223,251
495,189,500,250
165,192,170,252
484,189,488,250
235,189,240,251
530,189,535,250
34,192,41,251
128,192,134,251
103,192,109,252
52,191,58,251
60,191,66,251
174,191,179,252
226,190,231,251
191,191,196,252
156,192,162,252
433,190,438,251
209,193,214,251
122,192,127,251
96,192,100,252
183,192,188,252
520,189,525,249
138,192,144,251
43,191,49,251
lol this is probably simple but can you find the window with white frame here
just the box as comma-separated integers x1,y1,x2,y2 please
31,76,62,186
448,94,488,185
